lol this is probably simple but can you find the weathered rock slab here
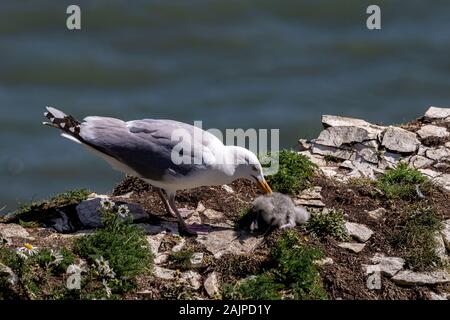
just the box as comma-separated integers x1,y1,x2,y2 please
381,126,420,153
417,125,449,139
196,230,262,258
204,272,221,298
370,254,405,277
0,223,32,240
345,222,373,243
424,106,450,120
392,270,450,286
338,242,365,253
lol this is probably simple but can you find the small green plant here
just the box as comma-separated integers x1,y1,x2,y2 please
306,209,349,240
75,201,153,285
223,230,327,300
222,273,283,300
271,230,326,299
392,206,444,271
168,249,194,270
265,150,317,195
377,162,430,200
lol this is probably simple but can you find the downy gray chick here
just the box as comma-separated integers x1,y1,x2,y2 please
250,192,310,232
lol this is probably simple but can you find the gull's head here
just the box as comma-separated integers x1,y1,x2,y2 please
228,146,272,194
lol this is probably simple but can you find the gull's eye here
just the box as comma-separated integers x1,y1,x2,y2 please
252,165,259,172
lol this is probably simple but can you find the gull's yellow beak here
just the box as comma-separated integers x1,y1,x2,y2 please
256,179,273,194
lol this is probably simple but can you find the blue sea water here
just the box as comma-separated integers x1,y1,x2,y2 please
1,0,450,211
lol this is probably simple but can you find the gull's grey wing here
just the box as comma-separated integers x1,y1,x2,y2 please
79,117,216,181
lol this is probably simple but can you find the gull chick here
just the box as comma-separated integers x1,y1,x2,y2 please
42,107,272,236
250,192,310,231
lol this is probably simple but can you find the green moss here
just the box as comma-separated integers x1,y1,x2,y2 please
265,150,317,195
75,207,153,282
392,205,444,271
168,250,194,270
223,230,327,300
271,230,327,299
377,162,430,200
306,209,349,240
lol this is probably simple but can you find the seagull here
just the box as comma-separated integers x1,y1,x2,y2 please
43,107,272,236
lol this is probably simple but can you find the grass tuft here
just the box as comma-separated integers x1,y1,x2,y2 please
306,209,349,240
265,150,317,195
223,230,326,300
377,162,430,200
392,205,444,271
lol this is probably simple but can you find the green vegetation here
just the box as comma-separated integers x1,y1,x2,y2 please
168,249,194,270
392,205,444,271
0,244,78,299
74,204,153,288
223,273,283,300
377,162,430,200
265,150,317,195
306,209,349,240
223,230,327,300
13,189,91,221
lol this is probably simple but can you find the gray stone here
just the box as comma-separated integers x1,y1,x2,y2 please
424,106,450,120
180,271,202,290
314,257,334,266
185,211,202,225
425,147,450,161
321,115,385,132
409,155,434,169
137,223,165,235
153,266,177,280
204,272,221,298
338,242,366,253
196,230,263,259
298,187,322,200
154,253,168,265
298,139,311,151
298,151,328,167
49,210,73,233
171,238,186,253
428,291,448,300
417,125,449,139
146,233,166,255
315,126,379,148
294,198,325,207
202,209,224,221
345,222,373,243
381,127,420,153
370,254,405,277
0,263,18,285
76,198,148,228
311,143,355,161
195,202,206,213
442,220,450,251
392,270,450,286
189,252,204,268
221,185,234,194
366,208,386,220
434,232,448,263
0,223,32,239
